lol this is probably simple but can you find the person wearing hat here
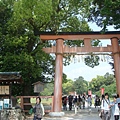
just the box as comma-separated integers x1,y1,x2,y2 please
101,93,111,120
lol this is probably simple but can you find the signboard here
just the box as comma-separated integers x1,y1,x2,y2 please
34,84,44,93
3,99,9,108
0,86,9,95
0,101,3,110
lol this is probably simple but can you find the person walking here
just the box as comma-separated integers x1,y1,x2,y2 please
87,95,92,108
33,97,45,120
101,93,111,120
82,94,86,109
78,95,82,109
68,95,73,111
111,96,119,120
95,95,101,111
62,96,67,111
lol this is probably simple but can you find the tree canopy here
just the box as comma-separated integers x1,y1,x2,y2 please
89,72,116,97
41,73,116,97
0,0,92,96
89,0,120,30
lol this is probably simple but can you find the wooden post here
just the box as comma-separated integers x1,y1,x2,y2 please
111,37,120,96
20,96,24,109
53,39,63,112
51,96,54,112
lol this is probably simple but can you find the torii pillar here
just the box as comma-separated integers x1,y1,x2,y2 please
49,38,65,116
53,39,63,111
40,31,120,115
111,37,120,96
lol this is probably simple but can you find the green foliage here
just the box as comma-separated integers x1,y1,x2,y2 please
89,72,116,96
41,73,116,97
41,83,54,96
73,76,88,94
62,79,74,94
89,0,120,30
0,0,102,96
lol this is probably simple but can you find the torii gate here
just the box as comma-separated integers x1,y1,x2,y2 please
39,31,120,114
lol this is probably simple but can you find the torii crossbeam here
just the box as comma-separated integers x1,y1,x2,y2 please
39,31,120,115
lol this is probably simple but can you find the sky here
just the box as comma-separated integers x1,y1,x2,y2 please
63,22,119,81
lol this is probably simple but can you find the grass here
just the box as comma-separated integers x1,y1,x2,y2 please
30,98,52,106
17,97,52,106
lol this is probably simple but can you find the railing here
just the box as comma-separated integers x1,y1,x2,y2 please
16,96,53,113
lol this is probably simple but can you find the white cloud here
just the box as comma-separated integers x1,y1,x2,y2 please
63,62,113,81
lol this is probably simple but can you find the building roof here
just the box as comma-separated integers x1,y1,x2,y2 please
0,72,23,84
32,81,44,86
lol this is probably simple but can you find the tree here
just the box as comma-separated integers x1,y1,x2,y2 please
0,0,54,96
73,76,88,94
62,79,74,94
41,83,54,96
89,73,116,96
0,0,92,97
88,0,120,30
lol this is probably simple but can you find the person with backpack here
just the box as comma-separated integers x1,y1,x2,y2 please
95,95,101,108
100,93,111,120
33,97,45,120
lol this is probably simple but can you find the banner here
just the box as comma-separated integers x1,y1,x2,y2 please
88,90,92,96
101,88,104,95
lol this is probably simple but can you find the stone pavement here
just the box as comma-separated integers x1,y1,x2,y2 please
43,110,101,120
28,107,101,120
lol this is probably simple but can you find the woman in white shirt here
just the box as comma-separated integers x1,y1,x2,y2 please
101,93,111,120
111,96,119,120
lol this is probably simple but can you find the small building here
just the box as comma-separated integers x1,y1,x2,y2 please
32,81,44,94
0,72,23,108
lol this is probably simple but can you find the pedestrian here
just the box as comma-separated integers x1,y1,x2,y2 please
100,93,111,120
33,97,45,120
87,95,92,108
62,96,67,110
82,94,86,109
78,95,82,109
111,96,119,120
68,95,73,111
116,94,120,110
95,95,101,111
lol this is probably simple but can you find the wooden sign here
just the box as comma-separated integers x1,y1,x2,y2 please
0,86,9,95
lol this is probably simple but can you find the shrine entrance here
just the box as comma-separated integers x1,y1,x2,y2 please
39,31,120,114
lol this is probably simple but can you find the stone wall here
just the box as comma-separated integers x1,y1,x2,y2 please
0,108,28,120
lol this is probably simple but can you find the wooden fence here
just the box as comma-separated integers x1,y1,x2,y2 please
15,96,53,113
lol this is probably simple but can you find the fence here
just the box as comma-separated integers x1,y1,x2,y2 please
16,96,53,113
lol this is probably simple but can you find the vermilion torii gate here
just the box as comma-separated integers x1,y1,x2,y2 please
39,31,120,114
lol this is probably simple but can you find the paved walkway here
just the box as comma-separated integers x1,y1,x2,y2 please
28,107,101,120
43,110,101,120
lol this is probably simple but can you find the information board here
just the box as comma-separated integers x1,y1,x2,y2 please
0,86,9,95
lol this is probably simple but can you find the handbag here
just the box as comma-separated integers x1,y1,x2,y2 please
29,108,33,115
